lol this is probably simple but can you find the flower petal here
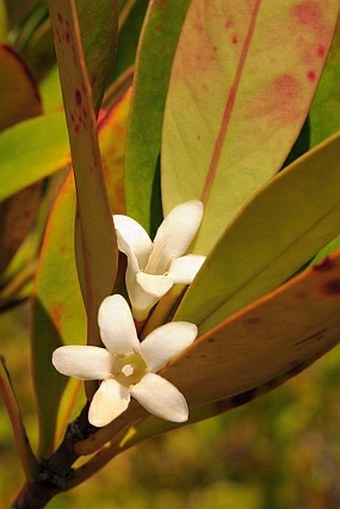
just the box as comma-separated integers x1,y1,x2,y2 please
130,273,174,321
98,295,139,354
113,214,153,269
88,378,131,427
145,201,203,274
167,254,206,284
52,345,113,380
131,373,188,422
136,272,173,298
140,322,198,372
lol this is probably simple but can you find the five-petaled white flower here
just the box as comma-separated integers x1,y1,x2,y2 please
52,294,198,427
113,200,206,320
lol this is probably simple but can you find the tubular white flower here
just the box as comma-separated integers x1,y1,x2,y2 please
113,201,205,320
52,294,198,427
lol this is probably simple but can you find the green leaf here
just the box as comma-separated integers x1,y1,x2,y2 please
48,0,118,346
124,0,190,235
31,172,86,456
111,0,148,82
39,65,63,112
75,0,119,113
175,132,340,334
161,0,339,254
309,9,340,145
0,112,69,201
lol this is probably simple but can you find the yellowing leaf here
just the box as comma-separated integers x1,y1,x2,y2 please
161,0,339,254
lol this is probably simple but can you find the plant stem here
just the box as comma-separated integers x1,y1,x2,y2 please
11,404,94,509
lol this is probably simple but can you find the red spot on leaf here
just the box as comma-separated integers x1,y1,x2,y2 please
307,69,316,81
74,124,80,133
317,44,326,57
75,89,82,105
322,278,340,296
249,74,303,127
57,12,63,24
231,35,238,44
224,20,233,29
293,2,324,32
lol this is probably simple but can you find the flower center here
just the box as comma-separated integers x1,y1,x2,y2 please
113,353,147,387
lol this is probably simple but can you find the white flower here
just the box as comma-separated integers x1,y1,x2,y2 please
52,294,198,427
114,200,206,320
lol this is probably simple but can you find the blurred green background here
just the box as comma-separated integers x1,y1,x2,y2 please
1,303,340,509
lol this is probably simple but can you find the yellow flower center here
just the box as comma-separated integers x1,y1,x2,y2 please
113,353,147,387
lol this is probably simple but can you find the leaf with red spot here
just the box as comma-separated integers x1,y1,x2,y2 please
75,249,340,457
31,93,130,456
161,0,339,254
47,0,118,347
0,44,43,276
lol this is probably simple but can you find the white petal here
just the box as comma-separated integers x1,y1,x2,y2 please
52,345,113,380
113,214,153,269
131,373,188,422
145,201,203,274
140,322,198,372
130,273,173,321
88,378,131,427
136,272,173,298
98,295,139,354
167,254,206,284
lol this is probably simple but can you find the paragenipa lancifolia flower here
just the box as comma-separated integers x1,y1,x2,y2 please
113,200,206,321
52,294,198,427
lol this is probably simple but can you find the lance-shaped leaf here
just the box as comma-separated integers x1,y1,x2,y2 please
48,0,118,346
165,251,340,408
0,113,69,201
309,9,340,145
111,0,148,82
0,44,43,276
31,95,130,456
175,132,340,333
75,249,340,459
75,0,119,113
31,172,86,456
161,0,339,254
124,0,190,235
